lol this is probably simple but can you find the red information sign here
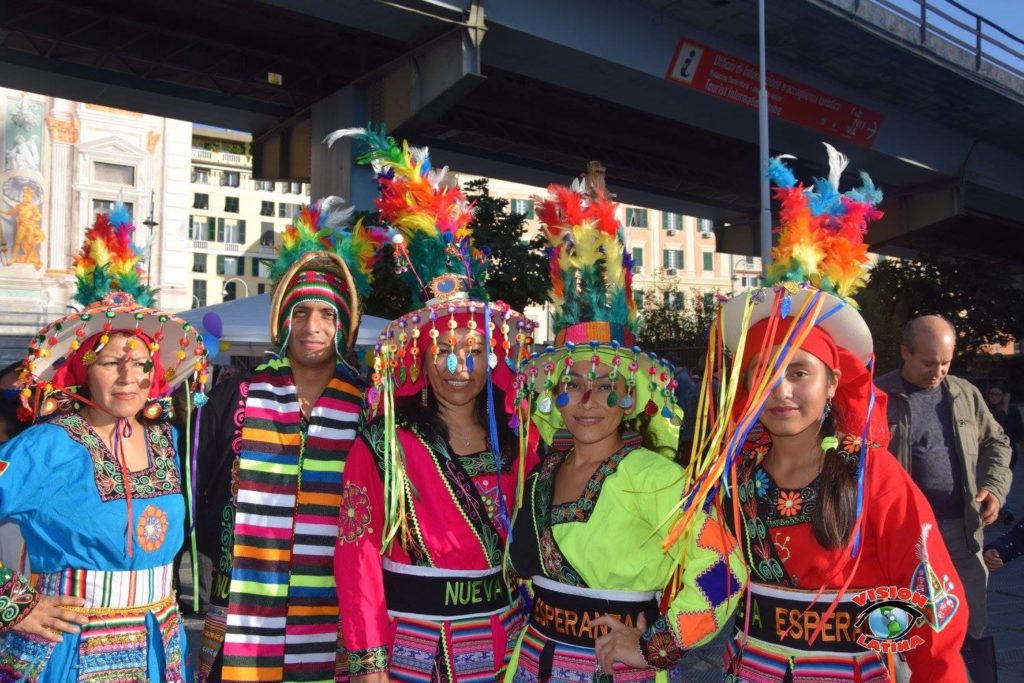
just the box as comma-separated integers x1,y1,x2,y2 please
667,38,884,147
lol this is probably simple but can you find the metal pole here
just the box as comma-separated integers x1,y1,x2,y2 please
758,0,772,270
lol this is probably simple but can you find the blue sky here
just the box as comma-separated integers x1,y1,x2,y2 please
885,0,1024,70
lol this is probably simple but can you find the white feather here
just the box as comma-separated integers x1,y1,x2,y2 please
823,142,849,188
318,196,355,229
570,176,587,194
322,127,367,148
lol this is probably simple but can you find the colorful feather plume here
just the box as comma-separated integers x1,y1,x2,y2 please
270,196,388,299
765,143,883,305
535,182,636,333
72,204,155,307
326,123,488,306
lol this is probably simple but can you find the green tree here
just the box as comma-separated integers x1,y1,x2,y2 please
462,178,550,312
858,255,1024,374
635,282,720,365
361,179,550,320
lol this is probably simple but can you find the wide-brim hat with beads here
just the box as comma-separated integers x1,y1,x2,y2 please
17,205,208,419
326,125,535,406
267,197,388,361
512,180,682,448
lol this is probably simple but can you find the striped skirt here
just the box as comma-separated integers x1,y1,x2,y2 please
0,564,188,682
723,636,890,682
505,625,685,683
388,599,525,683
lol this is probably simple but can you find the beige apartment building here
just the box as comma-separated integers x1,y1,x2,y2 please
187,125,309,307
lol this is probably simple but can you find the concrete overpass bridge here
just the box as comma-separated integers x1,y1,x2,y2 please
2,0,1022,267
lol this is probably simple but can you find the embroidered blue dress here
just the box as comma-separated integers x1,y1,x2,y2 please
0,413,189,682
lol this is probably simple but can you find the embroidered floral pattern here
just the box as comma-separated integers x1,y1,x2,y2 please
339,482,373,544
776,491,803,517
136,505,169,552
549,448,629,524
348,645,388,674
640,615,684,669
54,413,180,503
0,565,39,633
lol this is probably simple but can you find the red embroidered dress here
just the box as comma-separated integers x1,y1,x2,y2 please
335,415,537,680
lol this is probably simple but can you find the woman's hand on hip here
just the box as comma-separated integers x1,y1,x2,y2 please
12,595,89,643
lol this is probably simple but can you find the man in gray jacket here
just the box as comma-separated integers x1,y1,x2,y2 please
876,314,1012,642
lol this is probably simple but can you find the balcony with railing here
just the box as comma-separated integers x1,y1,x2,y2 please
190,147,251,167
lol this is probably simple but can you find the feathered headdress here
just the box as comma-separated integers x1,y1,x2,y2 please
72,203,155,308
764,144,881,304
536,179,637,336
513,179,680,454
324,124,532,552
326,124,488,306
268,196,389,355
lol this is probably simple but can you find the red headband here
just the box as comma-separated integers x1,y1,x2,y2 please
738,317,888,443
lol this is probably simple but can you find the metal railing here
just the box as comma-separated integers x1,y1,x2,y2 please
845,0,1024,84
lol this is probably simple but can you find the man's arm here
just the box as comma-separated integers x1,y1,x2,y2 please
972,385,1013,504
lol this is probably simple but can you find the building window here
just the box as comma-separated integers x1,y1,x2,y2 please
663,249,683,269
703,292,715,308
663,212,681,231
631,247,644,273
626,208,648,228
192,253,207,273
92,199,133,223
94,161,135,186
254,258,271,278
287,181,303,194
260,201,274,216
278,202,300,219
260,225,275,246
664,291,685,310
217,255,243,276
191,166,211,184
222,171,241,188
256,180,275,191
702,251,714,270
258,283,267,295
697,218,714,234
224,196,240,213
193,193,209,210
189,216,213,240
634,290,645,310
193,280,207,308
217,218,246,244
510,198,534,217
743,276,760,289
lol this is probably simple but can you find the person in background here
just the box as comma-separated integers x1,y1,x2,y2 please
876,315,1012,645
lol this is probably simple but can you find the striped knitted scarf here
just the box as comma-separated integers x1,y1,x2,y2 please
222,357,362,683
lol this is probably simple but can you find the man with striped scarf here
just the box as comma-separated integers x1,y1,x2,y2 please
194,198,383,683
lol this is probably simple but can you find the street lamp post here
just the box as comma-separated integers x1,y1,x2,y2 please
142,190,158,285
222,277,249,301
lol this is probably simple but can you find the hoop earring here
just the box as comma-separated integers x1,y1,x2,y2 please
421,385,430,407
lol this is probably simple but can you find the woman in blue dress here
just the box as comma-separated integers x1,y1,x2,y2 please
0,205,208,682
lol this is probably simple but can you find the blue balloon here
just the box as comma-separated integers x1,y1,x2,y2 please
202,332,220,360
202,312,223,339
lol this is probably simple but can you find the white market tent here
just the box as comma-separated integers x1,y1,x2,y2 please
177,294,388,360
